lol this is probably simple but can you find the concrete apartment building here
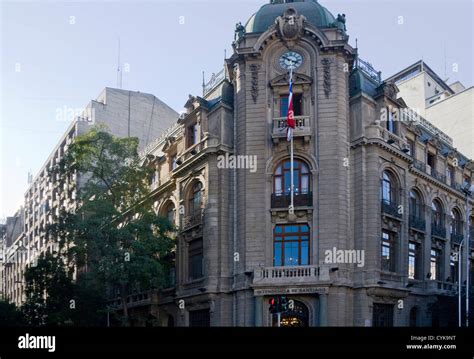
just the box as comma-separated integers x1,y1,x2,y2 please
0,87,178,306
114,0,474,327
386,61,474,159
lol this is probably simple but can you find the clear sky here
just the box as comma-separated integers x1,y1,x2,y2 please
1,0,473,220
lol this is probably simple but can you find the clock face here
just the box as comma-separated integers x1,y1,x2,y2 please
279,51,303,70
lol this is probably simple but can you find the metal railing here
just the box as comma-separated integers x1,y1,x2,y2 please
271,192,312,208
431,223,446,238
381,199,402,218
272,116,310,136
253,265,328,285
409,215,426,231
181,210,203,230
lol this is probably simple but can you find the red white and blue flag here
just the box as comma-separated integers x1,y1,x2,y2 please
287,70,295,142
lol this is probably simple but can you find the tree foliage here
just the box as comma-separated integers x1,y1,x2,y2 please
41,127,176,325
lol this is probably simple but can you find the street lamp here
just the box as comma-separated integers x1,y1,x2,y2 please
461,183,474,327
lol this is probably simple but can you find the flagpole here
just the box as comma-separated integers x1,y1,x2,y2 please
289,67,294,215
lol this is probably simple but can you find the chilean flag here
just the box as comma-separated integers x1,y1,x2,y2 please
287,71,295,142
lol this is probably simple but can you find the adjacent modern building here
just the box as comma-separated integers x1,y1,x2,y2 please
1,88,178,306
386,61,474,159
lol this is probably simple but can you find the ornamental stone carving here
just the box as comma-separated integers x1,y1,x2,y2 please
276,8,306,41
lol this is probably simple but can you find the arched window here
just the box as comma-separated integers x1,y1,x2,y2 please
450,208,463,241
165,202,175,225
381,170,397,204
188,182,203,216
273,159,310,196
409,190,422,218
431,199,444,228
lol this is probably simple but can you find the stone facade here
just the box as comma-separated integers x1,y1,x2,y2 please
131,1,474,327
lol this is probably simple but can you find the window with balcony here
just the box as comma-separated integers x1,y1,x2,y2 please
408,242,421,280
427,152,436,169
381,170,400,217
381,230,396,272
188,238,203,281
273,224,309,267
188,182,202,216
446,165,455,186
450,208,463,244
280,94,303,117
430,248,441,280
409,189,425,231
431,199,445,238
386,111,397,134
272,159,311,208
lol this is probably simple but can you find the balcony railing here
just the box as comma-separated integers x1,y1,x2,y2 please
409,215,426,231
175,138,208,168
451,232,464,245
412,159,426,172
272,116,311,138
381,199,402,218
431,169,446,183
181,210,203,230
271,192,312,208
253,265,329,285
431,223,446,238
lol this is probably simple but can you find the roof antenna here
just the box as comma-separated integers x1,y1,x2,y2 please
117,36,122,89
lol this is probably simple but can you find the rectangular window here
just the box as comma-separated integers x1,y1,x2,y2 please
430,249,440,280
387,111,396,134
447,165,455,185
187,123,199,147
407,139,415,157
189,309,210,327
427,152,436,169
373,303,394,327
280,93,303,117
188,239,203,281
273,223,310,267
381,230,395,272
408,242,420,280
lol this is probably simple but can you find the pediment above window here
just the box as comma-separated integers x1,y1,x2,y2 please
269,73,313,88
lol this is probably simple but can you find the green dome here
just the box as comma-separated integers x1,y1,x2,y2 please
245,0,336,33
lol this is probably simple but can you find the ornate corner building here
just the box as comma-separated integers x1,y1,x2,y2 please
127,0,474,327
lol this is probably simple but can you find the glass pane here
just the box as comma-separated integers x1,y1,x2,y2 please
280,96,289,117
275,226,283,234
301,175,309,193
301,242,309,265
274,243,282,266
275,178,282,195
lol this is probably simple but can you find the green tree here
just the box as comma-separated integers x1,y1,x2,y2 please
0,299,25,326
48,127,175,326
22,252,75,326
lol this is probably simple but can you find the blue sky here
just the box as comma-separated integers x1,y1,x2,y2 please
1,0,473,219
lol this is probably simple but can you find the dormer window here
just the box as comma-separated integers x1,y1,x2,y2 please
170,154,177,171
386,110,396,134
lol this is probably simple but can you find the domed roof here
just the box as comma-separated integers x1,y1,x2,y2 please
245,0,336,33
